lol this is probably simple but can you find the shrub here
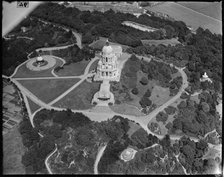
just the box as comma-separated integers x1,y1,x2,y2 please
201,102,210,113
144,89,151,97
165,122,173,130
164,106,176,115
140,76,148,85
180,92,189,99
177,101,187,109
131,88,139,95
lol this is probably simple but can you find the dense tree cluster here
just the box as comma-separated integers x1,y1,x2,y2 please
19,119,40,148
127,27,222,94
172,91,220,137
139,96,152,108
34,109,91,135
30,2,191,49
19,118,55,173
178,136,211,174
156,111,168,124
144,60,173,87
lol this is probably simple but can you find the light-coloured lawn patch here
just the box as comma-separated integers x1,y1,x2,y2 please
56,60,90,76
150,85,171,106
12,57,63,78
53,81,101,110
127,121,141,138
18,78,80,104
177,2,221,20
110,103,145,117
3,127,26,174
146,2,221,34
141,38,180,46
26,97,41,114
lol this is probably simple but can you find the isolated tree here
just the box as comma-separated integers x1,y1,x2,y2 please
140,76,148,85
131,87,139,95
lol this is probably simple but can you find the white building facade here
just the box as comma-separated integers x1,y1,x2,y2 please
94,41,122,81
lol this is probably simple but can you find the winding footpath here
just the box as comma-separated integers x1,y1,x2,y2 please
45,145,57,174
94,144,107,174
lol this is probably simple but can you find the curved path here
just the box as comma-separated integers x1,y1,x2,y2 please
34,17,82,49
94,144,107,174
45,144,57,174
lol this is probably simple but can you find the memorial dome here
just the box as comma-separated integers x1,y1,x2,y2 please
102,45,113,55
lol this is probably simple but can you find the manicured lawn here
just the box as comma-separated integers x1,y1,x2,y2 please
141,38,180,46
56,60,90,76
53,81,101,110
146,2,221,34
150,85,171,106
26,97,41,114
12,57,63,78
3,127,26,174
18,78,80,104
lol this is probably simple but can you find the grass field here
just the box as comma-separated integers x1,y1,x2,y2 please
146,2,222,34
12,57,63,78
3,127,26,174
150,85,171,106
177,2,222,20
56,60,90,76
53,81,101,110
26,96,41,114
141,38,180,46
18,78,80,104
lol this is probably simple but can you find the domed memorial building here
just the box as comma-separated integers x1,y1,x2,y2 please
94,40,122,82
92,40,122,105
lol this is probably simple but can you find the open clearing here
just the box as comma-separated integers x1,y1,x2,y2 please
146,2,222,34
141,38,180,46
18,78,80,104
53,81,101,110
12,57,63,78
56,60,90,76
3,127,26,174
150,85,171,106
177,2,222,20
